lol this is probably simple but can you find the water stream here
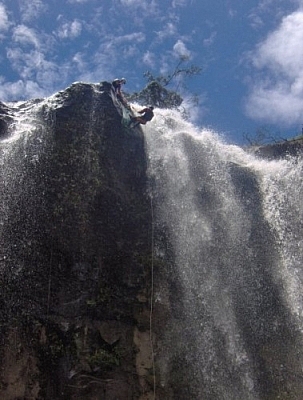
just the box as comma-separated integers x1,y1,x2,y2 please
145,109,303,399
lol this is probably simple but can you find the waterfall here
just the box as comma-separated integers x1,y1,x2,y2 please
0,99,55,321
145,109,303,399
1,85,303,399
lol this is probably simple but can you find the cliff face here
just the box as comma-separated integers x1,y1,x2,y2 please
1,82,303,400
251,136,303,160
0,82,154,399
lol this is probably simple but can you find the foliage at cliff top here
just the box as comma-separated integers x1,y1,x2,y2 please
127,57,201,110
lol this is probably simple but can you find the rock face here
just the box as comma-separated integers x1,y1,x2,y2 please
0,82,155,399
251,137,303,160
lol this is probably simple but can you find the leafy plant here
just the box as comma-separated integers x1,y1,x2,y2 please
127,56,201,110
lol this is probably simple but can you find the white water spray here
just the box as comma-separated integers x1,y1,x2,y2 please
144,109,303,399
1,91,303,399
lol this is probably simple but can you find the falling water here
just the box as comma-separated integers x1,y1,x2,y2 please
0,99,56,321
145,110,303,399
1,89,303,399
0,87,105,321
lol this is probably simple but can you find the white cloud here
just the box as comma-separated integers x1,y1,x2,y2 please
112,32,145,44
173,39,191,58
245,83,303,125
2,44,73,100
120,0,145,6
203,31,216,47
0,3,10,34
248,0,298,30
6,26,68,95
72,52,87,72
182,93,208,123
19,0,48,22
155,22,177,41
142,50,155,67
245,10,303,125
12,25,40,48
228,8,237,19
57,20,82,39
171,0,188,7
7,47,52,79
252,11,303,74
114,0,158,18
122,44,138,57
87,32,146,81
68,0,91,3
0,79,46,100
248,12,264,29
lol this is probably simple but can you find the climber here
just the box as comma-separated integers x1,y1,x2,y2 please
112,78,128,106
130,106,154,127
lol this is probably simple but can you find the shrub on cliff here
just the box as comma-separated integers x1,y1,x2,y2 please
127,56,201,110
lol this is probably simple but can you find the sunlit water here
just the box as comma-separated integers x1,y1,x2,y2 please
145,109,303,399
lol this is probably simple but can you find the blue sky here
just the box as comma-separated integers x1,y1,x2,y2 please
0,0,303,144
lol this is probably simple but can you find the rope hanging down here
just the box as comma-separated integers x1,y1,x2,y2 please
149,193,156,399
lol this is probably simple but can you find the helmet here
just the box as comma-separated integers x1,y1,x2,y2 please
121,78,126,84
149,106,154,110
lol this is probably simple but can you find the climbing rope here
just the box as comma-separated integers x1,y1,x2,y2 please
149,192,156,399
46,249,53,317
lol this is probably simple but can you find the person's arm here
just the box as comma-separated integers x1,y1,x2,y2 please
138,108,148,114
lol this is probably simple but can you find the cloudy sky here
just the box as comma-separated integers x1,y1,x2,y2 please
0,0,303,143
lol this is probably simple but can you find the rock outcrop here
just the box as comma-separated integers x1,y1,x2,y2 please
251,136,303,160
0,82,155,399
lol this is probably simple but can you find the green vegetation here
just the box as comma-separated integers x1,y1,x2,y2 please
127,56,201,111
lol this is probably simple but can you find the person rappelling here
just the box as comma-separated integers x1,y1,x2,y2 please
112,78,129,107
129,106,154,127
